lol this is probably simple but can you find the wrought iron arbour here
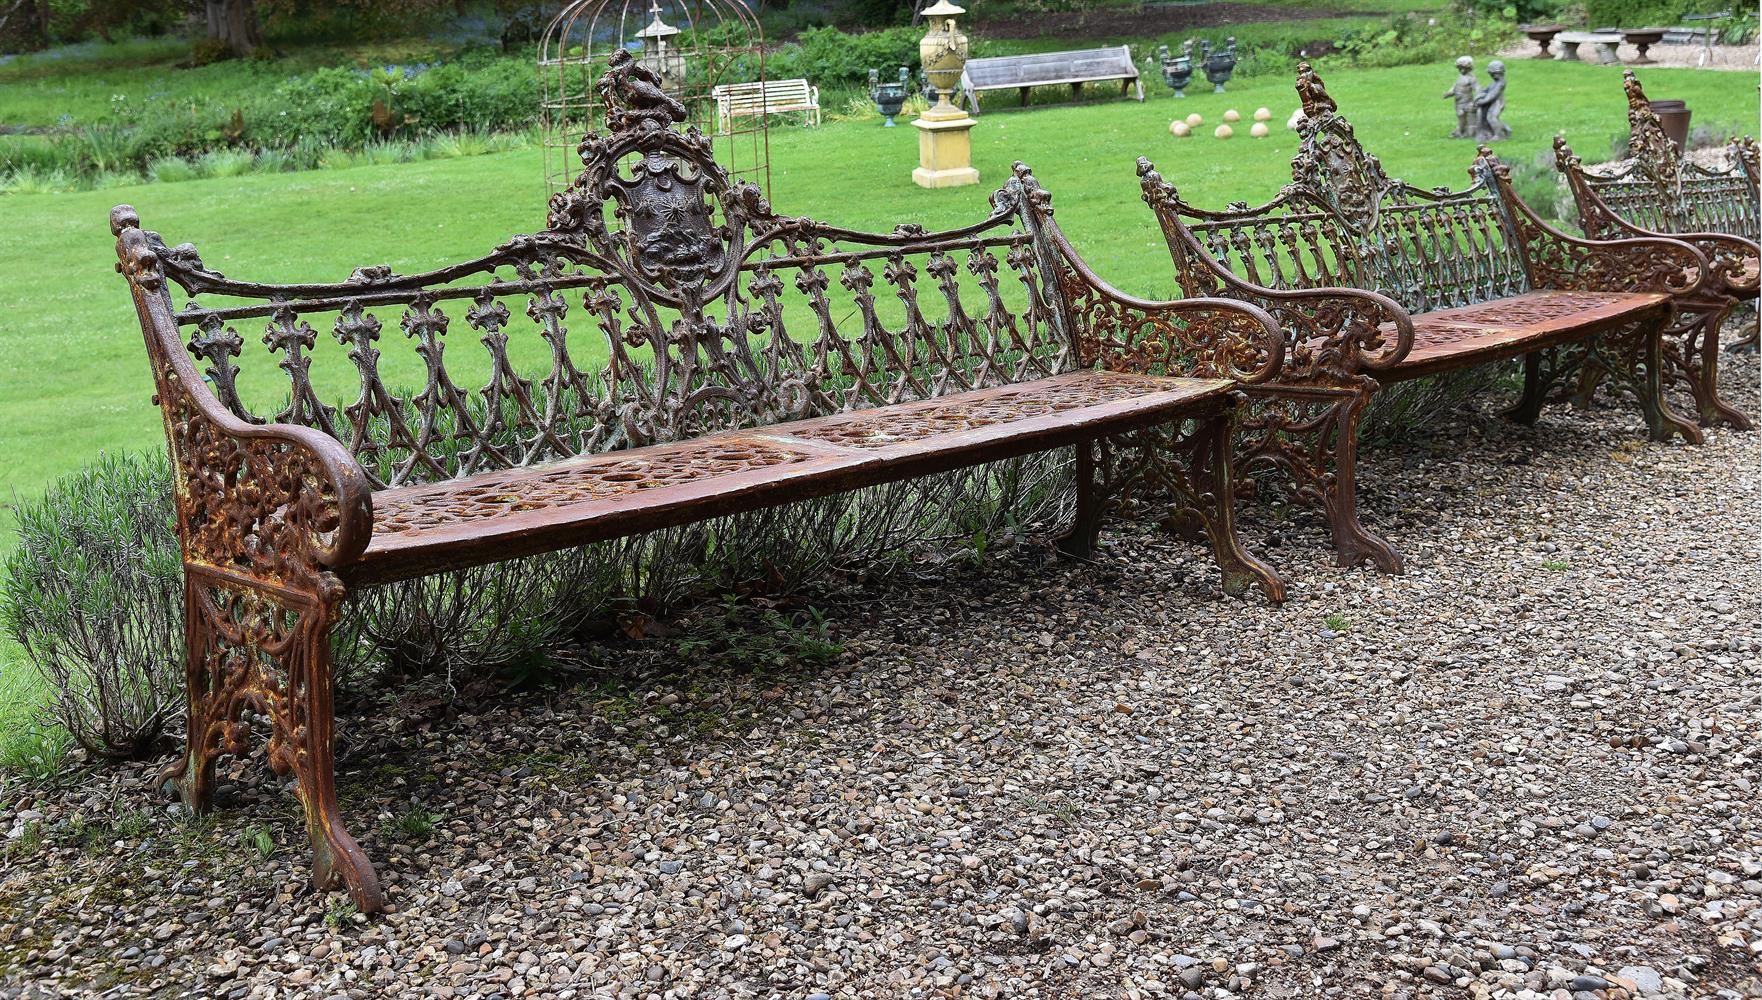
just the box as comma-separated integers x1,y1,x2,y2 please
539,0,769,198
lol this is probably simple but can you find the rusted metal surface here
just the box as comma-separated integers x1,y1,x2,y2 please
1553,70,1760,424
1135,61,1710,575
114,58,1283,912
1393,290,1669,377
353,370,1237,584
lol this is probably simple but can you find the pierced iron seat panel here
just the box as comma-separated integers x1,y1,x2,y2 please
1383,290,1670,381
350,369,1235,584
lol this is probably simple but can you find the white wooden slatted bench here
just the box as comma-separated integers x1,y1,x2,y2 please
711,78,820,131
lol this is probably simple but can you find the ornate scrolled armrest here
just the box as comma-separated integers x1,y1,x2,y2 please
112,205,374,583
1653,231,1757,298
1478,147,1708,299
1245,284,1414,384
1130,157,1413,384
172,396,377,576
1520,225,1708,298
1051,242,1284,384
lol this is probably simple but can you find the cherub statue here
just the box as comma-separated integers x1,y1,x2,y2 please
597,47,687,132
1444,56,1476,138
1474,60,1510,141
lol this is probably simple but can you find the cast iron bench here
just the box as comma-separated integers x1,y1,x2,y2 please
112,52,1284,913
1556,69,1760,367
711,77,820,131
958,46,1144,115
1134,63,1708,574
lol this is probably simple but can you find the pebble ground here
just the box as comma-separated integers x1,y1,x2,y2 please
3,356,1758,999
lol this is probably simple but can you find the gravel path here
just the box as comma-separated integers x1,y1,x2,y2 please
3,352,1759,999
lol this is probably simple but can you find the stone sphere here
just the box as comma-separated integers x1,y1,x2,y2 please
1214,124,1233,139
1185,113,1203,127
1169,120,1192,137
1222,109,1240,122
1253,107,1272,121
1250,122,1270,138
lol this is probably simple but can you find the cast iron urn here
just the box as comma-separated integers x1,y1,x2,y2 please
1200,36,1238,93
870,67,910,126
1157,41,1195,98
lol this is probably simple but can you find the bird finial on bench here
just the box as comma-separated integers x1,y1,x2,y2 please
598,47,688,134
1619,69,1681,183
1552,134,1578,172
1294,62,1337,119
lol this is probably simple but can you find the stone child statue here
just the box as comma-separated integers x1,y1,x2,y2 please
1475,60,1511,141
1445,56,1477,138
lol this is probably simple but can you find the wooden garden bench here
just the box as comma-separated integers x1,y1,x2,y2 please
1133,63,1709,575
711,77,820,131
111,52,1284,914
1555,69,1761,388
959,46,1144,114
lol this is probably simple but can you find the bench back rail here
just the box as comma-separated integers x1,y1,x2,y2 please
121,61,1275,498
1556,70,1759,243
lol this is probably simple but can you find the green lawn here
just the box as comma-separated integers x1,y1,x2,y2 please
1,58,1756,734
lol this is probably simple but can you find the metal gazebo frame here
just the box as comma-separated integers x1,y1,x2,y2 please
539,0,770,198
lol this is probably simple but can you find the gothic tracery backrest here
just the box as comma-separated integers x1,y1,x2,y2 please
1569,70,1760,240
152,52,1069,491
1157,63,1528,314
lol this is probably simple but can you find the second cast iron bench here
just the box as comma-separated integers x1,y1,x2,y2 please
1133,62,1709,574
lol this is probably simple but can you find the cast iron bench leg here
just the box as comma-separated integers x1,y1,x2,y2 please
1525,318,1702,444
1057,439,1104,558
160,569,387,914
1504,349,1556,425
1678,301,1755,429
1239,385,1403,576
1188,399,1287,602
1633,313,1703,443
1058,404,1286,602
1318,386,1404,575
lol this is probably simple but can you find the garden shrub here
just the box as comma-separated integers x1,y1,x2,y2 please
2,452,184,761
1335,10,1518,69
1583,0,1736,31
766,26,962,87
1457,0,1559,24
2,444,1069,770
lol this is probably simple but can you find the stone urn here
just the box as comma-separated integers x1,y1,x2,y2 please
870,67,910,127
1200,37,1238,93
918,0,969,121
1157,41,1195,98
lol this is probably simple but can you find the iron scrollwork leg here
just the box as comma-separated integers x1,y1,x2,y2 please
159,566,386,913
1186,398,1287,602
1673,302,1753,430
1605,315,1704,445
1239,384,1404,575
1103,397,1287,602
1504,347,1581,425
1550,322,1702,444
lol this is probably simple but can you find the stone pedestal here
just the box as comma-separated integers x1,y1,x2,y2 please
912,111,979,189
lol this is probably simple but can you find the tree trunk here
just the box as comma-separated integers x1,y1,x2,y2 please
205,0,261,57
